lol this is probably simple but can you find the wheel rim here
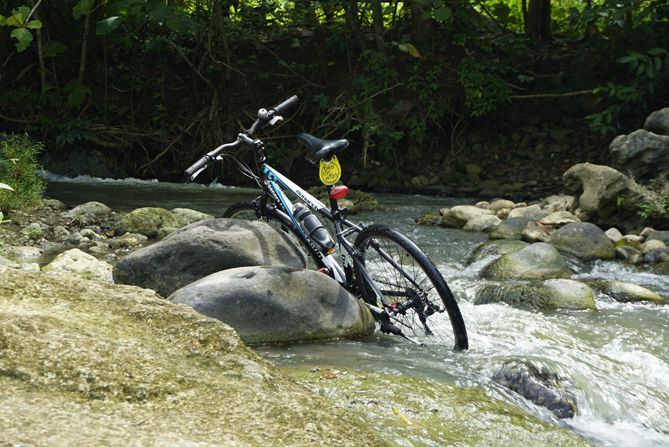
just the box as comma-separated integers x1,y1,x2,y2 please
361,235,456,346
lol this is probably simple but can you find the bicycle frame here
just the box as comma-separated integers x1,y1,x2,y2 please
256,162,391,312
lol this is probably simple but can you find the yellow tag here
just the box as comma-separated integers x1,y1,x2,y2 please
318,156,342,185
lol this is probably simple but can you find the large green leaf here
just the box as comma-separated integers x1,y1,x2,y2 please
10,27,33,52
26,19,42,30
64,80,91,108
0,15,6,26
96,16,121,35
73,0,95,19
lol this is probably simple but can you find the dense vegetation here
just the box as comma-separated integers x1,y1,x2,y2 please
1,1,668,189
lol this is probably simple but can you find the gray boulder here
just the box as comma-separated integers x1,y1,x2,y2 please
550,222,615,260
540,195,574,213
563,163,633,223
169,266,375,344
462,214,502,233
475,279,595,311
645,108,669,135
480,242,571,281
609,129,669,184
489,216,535,240
647,230,669,245
508,204,549,220
492,361,578,419
113,219,307,297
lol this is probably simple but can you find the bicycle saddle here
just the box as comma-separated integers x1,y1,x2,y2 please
297,133,349,163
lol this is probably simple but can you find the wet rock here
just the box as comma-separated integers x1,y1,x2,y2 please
492,361,578,419
43,248,113,283
5,245,42,259
605,228,624,244
640,239,667,255
644,108,669,135
53,225,70,241
615,245,642,264
540,195,575,213
0,270,384,446
441,205,494,228
171,208,214,224
550,223,615,260
508,204,549,220
43,198,68,210
63,201,112,224
480,242,571,281
647,230,669,245
522,222,551,243
475,279,595,311
539,211,580,227
169,266,375,344
120,207,191,239
109,232,148,249
594,281,666,303
489,217,535,240
489,199,516,212
113,219,307,297
20,222,44,240
609,129,669,183
463,214,502,233
466,239,529,266
649,261,669,275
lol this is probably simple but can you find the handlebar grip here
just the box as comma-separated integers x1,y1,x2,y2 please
184,155,210,178
272,95,299,116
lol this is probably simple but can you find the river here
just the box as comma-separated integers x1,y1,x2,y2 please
46,175,669,447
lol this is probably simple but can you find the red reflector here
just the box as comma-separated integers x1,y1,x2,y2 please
329,185,349,200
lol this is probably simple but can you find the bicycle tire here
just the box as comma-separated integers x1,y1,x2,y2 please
223,200,324,270
354,224,468,350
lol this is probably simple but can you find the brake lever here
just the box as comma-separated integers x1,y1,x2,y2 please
188,166,207,181
269,115,283,126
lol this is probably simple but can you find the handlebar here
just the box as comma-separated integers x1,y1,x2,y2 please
271,95,299,117
184,95,299,180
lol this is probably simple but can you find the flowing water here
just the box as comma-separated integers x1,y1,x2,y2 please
46,175,669,446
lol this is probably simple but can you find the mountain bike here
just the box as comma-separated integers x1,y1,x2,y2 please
185,96,468,350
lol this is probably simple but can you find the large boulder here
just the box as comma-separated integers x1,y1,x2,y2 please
462,214,502,233
0,270,385,446
169,266,375,344
563,163,634,224
480,242,571,281
492,360,578,419
609,129,669,184
474,279,595,311
550,222,615,260
120,207,191,239
43,248,113,282
644,108,669,135
113,219,306,297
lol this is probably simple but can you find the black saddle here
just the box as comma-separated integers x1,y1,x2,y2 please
297,133,349,163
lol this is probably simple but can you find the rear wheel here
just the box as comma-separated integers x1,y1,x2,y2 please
354,224,468,350
223,200,323,270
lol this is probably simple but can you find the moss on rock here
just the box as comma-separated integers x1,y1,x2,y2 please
0,270,387,447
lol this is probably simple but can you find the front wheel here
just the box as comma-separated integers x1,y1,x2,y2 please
354,224,468,350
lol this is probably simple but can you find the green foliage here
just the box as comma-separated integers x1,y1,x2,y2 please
457,58,510,117
0,134,45,211
638,195,669,220
587,47,669,134
0,5,42,52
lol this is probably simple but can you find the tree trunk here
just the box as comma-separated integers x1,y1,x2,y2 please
342,1,361,35
408,0,432,45
78,12,91,83
371,0,384,47
525,0,551,41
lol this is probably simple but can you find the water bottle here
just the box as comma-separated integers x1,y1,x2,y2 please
292,203,335,253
